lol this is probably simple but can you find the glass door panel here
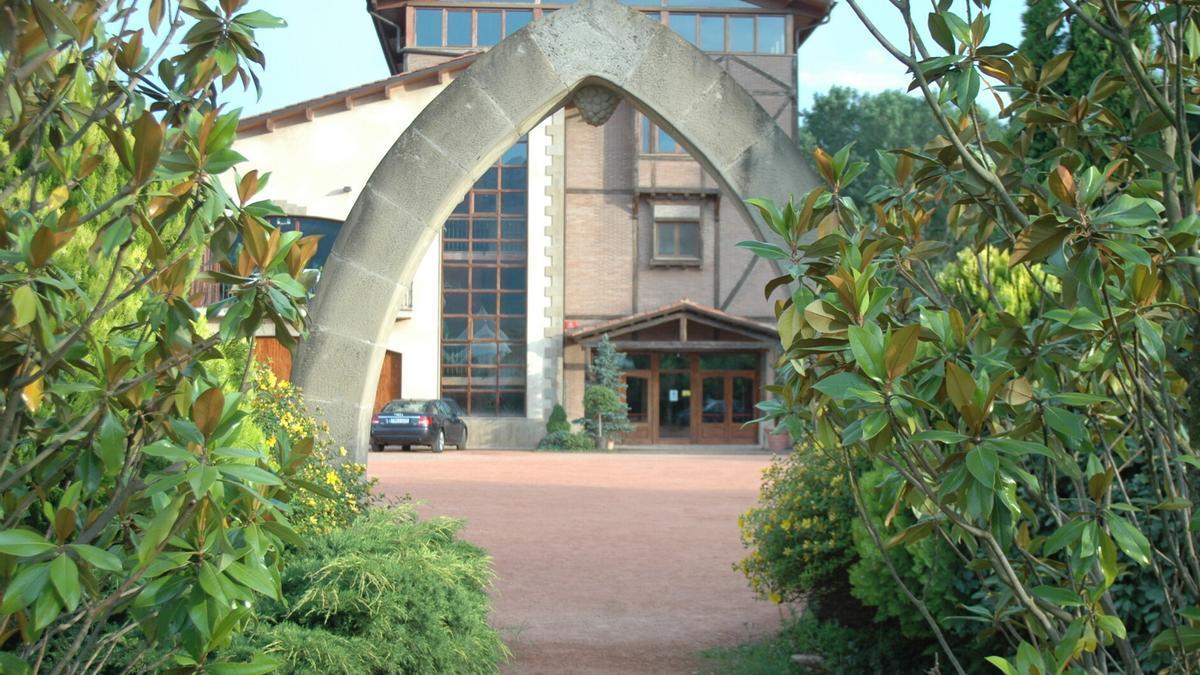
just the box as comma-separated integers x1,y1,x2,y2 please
730,375,757,442
658,372,691,440
700,376,726,441
624,375,651,443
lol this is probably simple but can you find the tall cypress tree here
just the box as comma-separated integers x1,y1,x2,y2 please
1019,0,1064,70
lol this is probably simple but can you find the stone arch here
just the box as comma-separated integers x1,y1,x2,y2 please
293,0,816,460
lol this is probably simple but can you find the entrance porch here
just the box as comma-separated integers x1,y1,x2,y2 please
567,300,779,446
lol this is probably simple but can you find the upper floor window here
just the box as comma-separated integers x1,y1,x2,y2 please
411,6,786,54
666,12,786,54
654,220,700,262
414,7,532,47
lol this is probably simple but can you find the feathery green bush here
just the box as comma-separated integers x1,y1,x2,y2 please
229,507,508,673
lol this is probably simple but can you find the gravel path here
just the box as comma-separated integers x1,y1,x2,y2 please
369,450,782,674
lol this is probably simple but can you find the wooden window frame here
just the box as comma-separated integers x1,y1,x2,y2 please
406,5,793,54
652,219,701,266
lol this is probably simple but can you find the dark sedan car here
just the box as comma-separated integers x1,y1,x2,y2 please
370,399,468,453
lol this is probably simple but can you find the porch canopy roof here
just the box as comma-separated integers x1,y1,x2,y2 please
567,299,778,351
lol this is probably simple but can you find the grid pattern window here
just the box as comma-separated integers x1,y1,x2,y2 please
413,7,533,47
665,13,786,53
654,220,700,262
411,6,786,54
441,139,529,417
641,115,686,154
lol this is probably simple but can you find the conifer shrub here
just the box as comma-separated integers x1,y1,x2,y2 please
536,430,596,451
536,403,593,450
227,507,508,673
546,404,570,434
575,335,632,445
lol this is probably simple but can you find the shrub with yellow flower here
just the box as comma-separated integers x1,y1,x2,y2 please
247,364,378,536
736,446,858,605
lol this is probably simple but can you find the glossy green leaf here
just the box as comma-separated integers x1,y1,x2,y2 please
49,554,80,611
848,323,885,380
11,285,36,328
1031,585,1083,607
0,562,50,614
1107,513,1151,566
910,430,969,444
225,560,278,599
68,544,122,572
218,464,283,486
0,529,56,557
966,444,999,486
1096,614,1126,639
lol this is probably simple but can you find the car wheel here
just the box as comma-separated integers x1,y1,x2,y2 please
402,444,412,452
433,430,445,453
372,443,384,453
457,429,468,450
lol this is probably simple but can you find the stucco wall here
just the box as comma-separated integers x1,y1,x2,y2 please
232,81,452,222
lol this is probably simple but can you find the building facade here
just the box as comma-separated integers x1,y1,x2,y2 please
217,0,830,447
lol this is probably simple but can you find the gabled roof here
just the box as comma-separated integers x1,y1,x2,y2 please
237,54,480,135
567,299,777,342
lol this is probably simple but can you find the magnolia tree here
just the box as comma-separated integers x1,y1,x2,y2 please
746,0,1200,672
0,1,319,673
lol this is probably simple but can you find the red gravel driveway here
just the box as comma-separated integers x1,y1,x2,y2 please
369,450,782,674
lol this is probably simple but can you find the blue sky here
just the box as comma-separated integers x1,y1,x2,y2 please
223,0,1025,117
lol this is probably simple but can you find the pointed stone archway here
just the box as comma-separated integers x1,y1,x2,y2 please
293,0,816,461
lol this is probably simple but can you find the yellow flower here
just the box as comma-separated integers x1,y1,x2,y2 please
325,470,341,487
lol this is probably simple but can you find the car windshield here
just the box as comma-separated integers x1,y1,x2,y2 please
382,401,427,414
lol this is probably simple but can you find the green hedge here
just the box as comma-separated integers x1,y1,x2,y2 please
228,507,508,673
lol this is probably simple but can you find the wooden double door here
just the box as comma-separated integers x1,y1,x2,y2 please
623,352,760,445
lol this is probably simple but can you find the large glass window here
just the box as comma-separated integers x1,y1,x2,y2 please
664,12,788,53
413,6,788,54
442,138,529,416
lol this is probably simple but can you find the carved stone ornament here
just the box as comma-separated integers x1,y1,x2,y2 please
572,84,621,126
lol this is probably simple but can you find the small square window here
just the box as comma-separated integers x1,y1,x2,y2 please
654,221,701,263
